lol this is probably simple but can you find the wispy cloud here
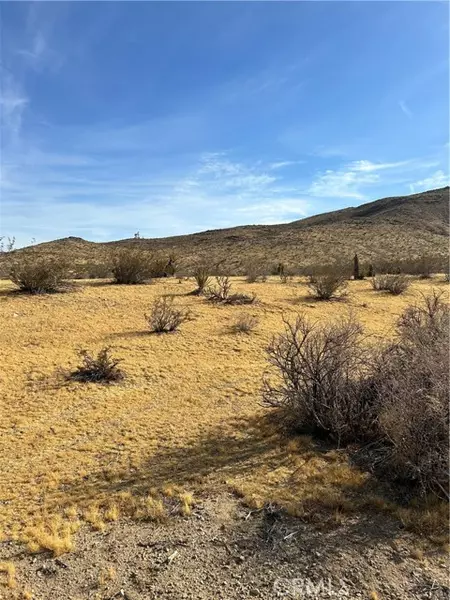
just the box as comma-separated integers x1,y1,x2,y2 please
398,100,413,119
0,74,28,142
409,170,449,193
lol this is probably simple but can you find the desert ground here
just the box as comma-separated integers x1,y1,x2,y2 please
0,276,448,599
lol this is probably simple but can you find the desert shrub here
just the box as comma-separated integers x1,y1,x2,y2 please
205,275,232,302
111,249,152,284
264,315,378,445
191,263,211,295
146,296,191,333
376,292,449,495
230,313,259,334
84,262,111,279
69,347,124,383
307,270,348,300
9,256,69,293
245,260,267,283
149,254,177,278
206,276,256,305
371,274,410,295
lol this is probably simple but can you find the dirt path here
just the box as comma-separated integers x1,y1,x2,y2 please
1,494,448,600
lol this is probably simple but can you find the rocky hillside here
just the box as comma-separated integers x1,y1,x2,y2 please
3,187,449,274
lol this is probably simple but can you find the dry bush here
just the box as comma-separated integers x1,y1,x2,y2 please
376,292,449,496
111,249,152,284
191,263,211,295
307,270,348,300
69,347,124,383
264,315,378,445
206,276,256,305
230,313,259,334
9,256,69,293
371,274,410,295
207,275,232,301
146,296,192,333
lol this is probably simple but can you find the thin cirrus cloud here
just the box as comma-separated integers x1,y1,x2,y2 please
398,100,413,119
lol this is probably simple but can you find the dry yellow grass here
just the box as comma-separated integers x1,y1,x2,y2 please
0,276,448,553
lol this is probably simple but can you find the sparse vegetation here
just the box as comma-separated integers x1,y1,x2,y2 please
146,296,192,333
111,249,152,284
9,256,69,293
371,273,410,295
230,313,259,334
307,269,348,300
69,347,124,383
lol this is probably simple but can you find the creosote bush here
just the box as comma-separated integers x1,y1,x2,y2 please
264,292,449,495
9,256,69,294
111,249,152,284
146,296,192,333
69,347,124,383
371,274,410,295
307,270,348,300
230,313,259,334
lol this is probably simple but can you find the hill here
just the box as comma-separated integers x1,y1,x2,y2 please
3,186,449,274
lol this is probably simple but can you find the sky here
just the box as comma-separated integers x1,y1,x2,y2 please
0,1,449,247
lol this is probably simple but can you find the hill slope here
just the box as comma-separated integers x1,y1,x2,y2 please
4,187,449,273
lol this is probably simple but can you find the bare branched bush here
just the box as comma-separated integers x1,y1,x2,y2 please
205,276,256,305
230,313,259,334
264,315,378,445
111,249,152,284
307,270,348,300
376,292,449,496
205,276,232,302
371,274,410,295
146,296,192,333
69,347,124,383
9,256,69,293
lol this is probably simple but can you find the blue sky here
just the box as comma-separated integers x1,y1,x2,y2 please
1,1,448,247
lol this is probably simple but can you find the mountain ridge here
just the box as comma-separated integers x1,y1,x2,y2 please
5,186,449,272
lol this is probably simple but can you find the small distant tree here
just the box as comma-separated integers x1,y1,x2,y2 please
367,263,374,278
353,253,360,280
134,231,141,239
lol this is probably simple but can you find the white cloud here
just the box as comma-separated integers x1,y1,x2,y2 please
308,165,379,200
409,170,449,193
349,159,411,173
398,100,413,119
